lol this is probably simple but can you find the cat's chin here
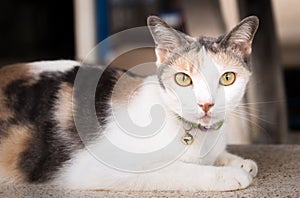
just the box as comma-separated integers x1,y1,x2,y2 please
200,115,213,125
183,115,221,128
198,116,224,128
176,113,223,129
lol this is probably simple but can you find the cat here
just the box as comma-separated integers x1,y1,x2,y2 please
0,15,259,191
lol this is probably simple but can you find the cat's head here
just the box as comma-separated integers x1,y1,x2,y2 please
147,16,259,127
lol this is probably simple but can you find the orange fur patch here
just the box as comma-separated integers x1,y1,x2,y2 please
171,56,195,73
156,48,168,63
0,124,32,182
54,83,83,147
208,51,251,76
210,51,248,69
111,73,144,106
54,83,74,129
0,64,33,120
0,63,32,89
0,94,11,121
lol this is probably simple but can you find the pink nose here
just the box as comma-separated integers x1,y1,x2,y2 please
199,103,214,113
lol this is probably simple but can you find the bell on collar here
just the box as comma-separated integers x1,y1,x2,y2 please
181,132,194,145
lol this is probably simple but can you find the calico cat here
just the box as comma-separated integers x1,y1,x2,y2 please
0,16,259,191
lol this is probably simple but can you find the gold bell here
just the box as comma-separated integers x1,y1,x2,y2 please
181,132,194,145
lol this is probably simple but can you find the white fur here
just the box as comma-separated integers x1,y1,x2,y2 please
54,148,253,191
29,60,80,75
53,65,256,191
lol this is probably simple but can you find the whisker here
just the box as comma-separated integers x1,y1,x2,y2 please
230,111,273,141
215,105,261,113
237,99,286,105
247,78,266,89
232,109,275,124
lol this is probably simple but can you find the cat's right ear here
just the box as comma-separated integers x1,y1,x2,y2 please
147,16,183,64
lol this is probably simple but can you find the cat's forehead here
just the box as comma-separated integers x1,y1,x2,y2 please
172,45,250,75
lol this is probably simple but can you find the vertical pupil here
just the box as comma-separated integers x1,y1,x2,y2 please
225,73,230,81
182,75,186,81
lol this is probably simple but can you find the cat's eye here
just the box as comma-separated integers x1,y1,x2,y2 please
175,73,192,87
219,72,236,86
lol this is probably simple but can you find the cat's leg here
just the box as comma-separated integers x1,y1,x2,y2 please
215,151,258,177
97,161,253,191
64,161,253,191
140,162,252,191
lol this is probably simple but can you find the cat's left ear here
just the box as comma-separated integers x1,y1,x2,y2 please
220,16,259,61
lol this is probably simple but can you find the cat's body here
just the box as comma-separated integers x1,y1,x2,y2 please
0,16,259,191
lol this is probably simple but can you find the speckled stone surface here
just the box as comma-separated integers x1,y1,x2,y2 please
0,145,299,198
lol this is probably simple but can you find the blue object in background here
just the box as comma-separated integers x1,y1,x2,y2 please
95,0,110,64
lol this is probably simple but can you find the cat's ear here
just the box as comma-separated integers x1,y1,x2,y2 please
147,16,184,64
220,16,259,61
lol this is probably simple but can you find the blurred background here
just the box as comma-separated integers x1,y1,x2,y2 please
0,0,299,144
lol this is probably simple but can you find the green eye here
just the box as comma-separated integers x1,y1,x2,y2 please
175,73,192,87
220,72,236,86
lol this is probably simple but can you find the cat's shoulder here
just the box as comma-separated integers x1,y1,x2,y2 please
0,60,140,90
28,60,80,74
0,60,80,74
0,60,80,97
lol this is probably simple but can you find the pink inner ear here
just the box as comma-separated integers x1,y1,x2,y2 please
232,42,252,56
242,44,252,56
222,17,258,60
155,48,167,63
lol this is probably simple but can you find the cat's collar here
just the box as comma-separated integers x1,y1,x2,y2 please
178,115,224,132
180,118,224,145
193,120,224,132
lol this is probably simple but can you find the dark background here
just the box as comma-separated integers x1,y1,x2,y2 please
0,0,75,64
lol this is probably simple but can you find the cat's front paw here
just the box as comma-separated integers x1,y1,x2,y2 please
216,152,258,178
213,167,252,191
238,159,258,177
226,158,258,178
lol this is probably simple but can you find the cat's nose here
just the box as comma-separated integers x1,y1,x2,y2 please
199,103,214,113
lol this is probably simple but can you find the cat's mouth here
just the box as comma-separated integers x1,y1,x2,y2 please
200,115,212,124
